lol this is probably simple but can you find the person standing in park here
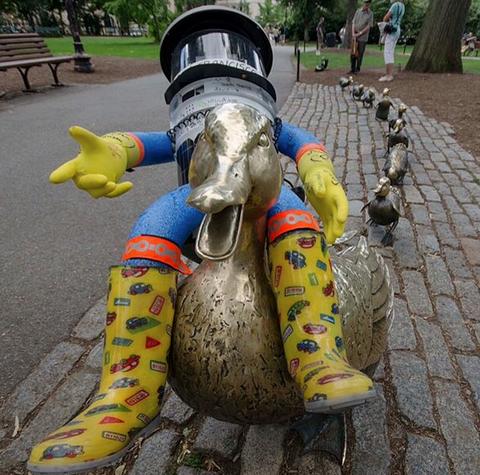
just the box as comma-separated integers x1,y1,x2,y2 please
316,17,325,50
349,0,374,74
379,0,405,82
339,24,347,48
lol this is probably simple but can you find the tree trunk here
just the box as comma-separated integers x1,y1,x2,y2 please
344,0,357,49
406,0,472,73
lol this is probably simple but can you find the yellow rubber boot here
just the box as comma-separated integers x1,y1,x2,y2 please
28,265,176,474
268,229,376,413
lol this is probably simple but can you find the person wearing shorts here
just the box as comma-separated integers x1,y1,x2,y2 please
379,0,405,82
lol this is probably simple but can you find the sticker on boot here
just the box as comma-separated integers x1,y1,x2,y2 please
99,416,125,424
125,390,150,406
110,355,140,373
44,428,86,441
40,443,84,460
149,295,165,315
297,236,317,248
126,317,160,334
285,250,307,269
85,403,131,416
146,337,161,348
112,337,134,347
150,360,167,372
102,431,127,443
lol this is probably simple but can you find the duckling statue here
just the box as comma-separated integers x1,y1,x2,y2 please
361,88,375,108
388,103,408,132
315,57,329,72
339,75,353,90
362,177,401,245
383,143,409,185
375,88,392,122
387,118,409,153
351,83,364,101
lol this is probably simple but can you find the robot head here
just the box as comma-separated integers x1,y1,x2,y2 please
160,6,276,104
160,7,278,186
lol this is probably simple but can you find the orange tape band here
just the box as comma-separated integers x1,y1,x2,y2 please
267,210,321,243
126,133,145,168
294,142,328,164
122,235,191,274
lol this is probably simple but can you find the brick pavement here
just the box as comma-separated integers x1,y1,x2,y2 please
2,82,480,475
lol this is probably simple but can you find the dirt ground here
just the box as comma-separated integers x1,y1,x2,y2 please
1,54,479,158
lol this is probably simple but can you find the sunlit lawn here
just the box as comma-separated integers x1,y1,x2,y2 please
299,44,480,74
45,36,160,59
45,36,480,73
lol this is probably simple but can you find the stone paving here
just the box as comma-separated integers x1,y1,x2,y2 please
2,81,480,475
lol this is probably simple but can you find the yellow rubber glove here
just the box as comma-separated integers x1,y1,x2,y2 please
297,147,348,244
49,127,142,199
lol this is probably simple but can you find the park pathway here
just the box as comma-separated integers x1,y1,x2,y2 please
2,80,480,475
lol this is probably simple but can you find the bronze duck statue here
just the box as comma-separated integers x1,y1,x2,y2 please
339,75,353,90
383,143,409,185
388,103,408,132
375,88,392,122
169,103,394,425
362,177,401,245
387,118,409,153
351,83,364,101
361,88,375,108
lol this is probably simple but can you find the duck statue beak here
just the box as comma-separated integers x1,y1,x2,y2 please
195,204,244,260
186,165,251,261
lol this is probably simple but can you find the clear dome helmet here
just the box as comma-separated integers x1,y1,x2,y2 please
160,6,277,185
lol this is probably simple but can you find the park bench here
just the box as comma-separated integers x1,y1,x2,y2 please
0,33,73,91
463,39,480,57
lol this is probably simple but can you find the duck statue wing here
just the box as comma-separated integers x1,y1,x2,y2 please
331,236,394,375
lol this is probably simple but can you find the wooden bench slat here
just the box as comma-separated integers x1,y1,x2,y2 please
0,49,52,59
0,37,45,46
0,43,50,52
0,53,58,64
0,56,73,69
0,33,40,40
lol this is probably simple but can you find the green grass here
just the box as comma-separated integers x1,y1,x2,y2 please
45,36,160,59
45,36,480,73
300,44,480,74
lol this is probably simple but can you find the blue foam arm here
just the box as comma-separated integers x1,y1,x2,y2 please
130,132,175,167
277,122,323,160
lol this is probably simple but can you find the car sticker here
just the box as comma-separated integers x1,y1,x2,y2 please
126,317,161,335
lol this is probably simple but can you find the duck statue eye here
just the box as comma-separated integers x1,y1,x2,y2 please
258,133,270,148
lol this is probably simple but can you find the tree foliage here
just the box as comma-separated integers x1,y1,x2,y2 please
173,0,215,13
238,0,250,15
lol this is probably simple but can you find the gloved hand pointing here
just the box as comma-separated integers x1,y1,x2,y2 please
50,126,140,199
